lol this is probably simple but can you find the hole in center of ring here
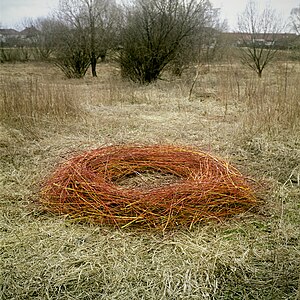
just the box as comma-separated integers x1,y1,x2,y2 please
113,169,181,190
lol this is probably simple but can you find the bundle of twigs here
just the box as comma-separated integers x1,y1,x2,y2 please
40,145,258,229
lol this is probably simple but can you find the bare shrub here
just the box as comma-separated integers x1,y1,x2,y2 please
56,0,121,77
55,48,91,78
120,0,216,84
237,0,284,77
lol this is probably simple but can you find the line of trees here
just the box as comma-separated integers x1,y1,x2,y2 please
16,0,224,82
1,0,300,81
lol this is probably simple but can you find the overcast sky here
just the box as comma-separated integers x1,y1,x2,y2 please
0,0,59,29
0,0,299,30
210,0,299,30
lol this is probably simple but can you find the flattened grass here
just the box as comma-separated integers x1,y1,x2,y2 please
1,213,299,299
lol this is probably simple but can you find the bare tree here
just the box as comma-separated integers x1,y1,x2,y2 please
54,22,91,78
28,17,62,60
290,5,300,34
237,0,284,77
120,0,217,84
288,5,300,60
171,5,226,76
57,0,120,77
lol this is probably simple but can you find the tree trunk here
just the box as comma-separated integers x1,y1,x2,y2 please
91,53,97,77
258,70,262,78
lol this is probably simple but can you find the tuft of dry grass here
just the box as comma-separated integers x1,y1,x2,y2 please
242,63,300,136
0,76,83,133
212,61,300,137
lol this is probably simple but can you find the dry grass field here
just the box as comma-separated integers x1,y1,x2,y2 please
0,59,299,299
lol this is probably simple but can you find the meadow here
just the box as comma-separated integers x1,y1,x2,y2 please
0,57,299,299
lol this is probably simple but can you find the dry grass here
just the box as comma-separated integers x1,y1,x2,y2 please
243,62,300,135
0,76,84,135
211,61,300,136
0,60,299,299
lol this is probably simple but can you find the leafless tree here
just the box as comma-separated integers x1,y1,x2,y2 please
57,0,120,77
290,4,300,34
55,22,92,78
27,17,62,60
171,5,226,76
120,0,218,84
237,0,284,77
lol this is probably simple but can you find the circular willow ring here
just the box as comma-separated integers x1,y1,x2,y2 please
40,145,257,229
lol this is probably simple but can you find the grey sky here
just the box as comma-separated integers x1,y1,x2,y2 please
210,0,299,30
0,0,299,30
0,0,60,29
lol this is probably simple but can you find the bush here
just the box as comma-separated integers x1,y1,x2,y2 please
120,0,213,84
55,49,91,78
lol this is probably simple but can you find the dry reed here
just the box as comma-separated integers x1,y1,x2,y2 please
0,77,81,129
40,145,258,230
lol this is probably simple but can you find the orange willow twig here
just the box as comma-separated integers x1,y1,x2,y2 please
39,144,259,230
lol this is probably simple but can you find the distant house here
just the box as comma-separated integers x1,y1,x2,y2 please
19,26,40,40
223,32,298,49
0,27,40,45
0,28,20,43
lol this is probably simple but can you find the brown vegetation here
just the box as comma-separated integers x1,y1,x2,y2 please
0,59,299,299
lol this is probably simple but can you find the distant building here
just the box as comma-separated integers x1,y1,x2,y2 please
223,32,298,49
0,27,40,45
0,28,19,43
19,26,40,39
